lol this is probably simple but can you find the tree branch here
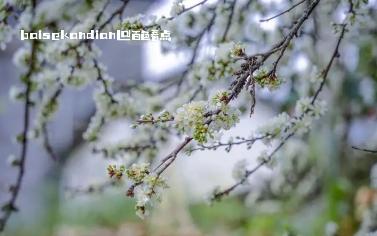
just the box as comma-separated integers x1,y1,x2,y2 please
212,3,350,201
0,40,38,233
352,146,377,154
260,0,307,22
127,0,321,197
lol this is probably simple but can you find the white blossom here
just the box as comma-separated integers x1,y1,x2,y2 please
175,101,207,135
256,112,290,138
170,0,185,17
13,46,31,69
257,150,269,164
0,22,12,50
232,159,248,181
8,86,24,101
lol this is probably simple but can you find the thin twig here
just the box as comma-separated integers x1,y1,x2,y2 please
352,146,377,154
221,0,238,42
173,11,217,97
98,0,129,32
311,24,347,104
42,123,58,161
190,134,268,152
41,84,63,161
212,132,295,200
145,0,209,29
260,0,307,22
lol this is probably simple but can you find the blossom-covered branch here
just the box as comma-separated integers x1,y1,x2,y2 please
0,19,38,235
210,9,350,201
123,0,321,217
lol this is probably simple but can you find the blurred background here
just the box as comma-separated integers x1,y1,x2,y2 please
1,0,377,235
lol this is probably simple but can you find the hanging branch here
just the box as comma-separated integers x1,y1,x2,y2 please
0,36,38,234
211,9,349,201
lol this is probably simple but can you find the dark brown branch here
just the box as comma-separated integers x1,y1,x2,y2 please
94,0,112,29
221,0,238,42
182,0,208,14
352,146,377,154
63,0,130,54
311,24,347,104
0,40,38,232
97,0,129,32
189,85,203,102
173,11,217,96
155,137,193,176
260,0,307,22
265,0,320,75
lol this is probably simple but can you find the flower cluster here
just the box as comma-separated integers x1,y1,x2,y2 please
126,163,150,183
83,91,136,141
131,89,240,145
294,97,326,119
188,42,243,83
211,90,229,107
118,15,145,31
107,165,126,180
175,101,209,142
232,159,248,181
106,162,168,218
230,43,246,58
210,91,240,131
253,68,282,90
172,91,240,143
256,98,327,145
0,22,12,50
133,175,168,219
119,163,168,219
256,112,290,142
137,110,174,125
13,46,32,70
170,0,185,17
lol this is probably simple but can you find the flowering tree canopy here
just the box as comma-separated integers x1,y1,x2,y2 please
1,0,377,235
